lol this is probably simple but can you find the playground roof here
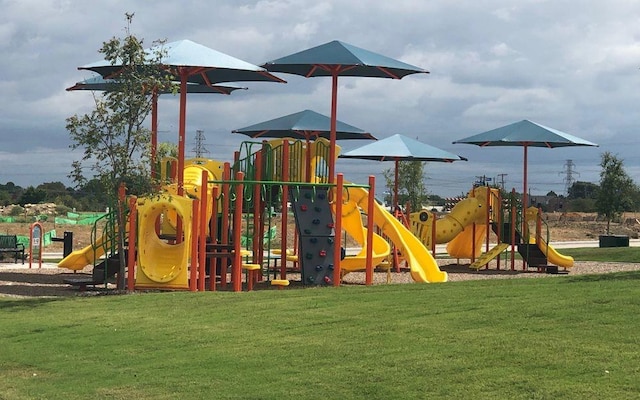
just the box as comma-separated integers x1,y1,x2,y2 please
232,109,376,141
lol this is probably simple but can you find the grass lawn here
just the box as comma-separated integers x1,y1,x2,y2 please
1,270,639,399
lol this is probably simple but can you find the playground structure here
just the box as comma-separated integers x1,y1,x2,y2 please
57,137,572,291
409,186,574,273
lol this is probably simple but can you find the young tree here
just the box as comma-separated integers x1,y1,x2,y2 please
596,152,637,234
66,14,174,288
383,160,428,212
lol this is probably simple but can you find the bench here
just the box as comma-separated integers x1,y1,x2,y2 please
0,234,25,264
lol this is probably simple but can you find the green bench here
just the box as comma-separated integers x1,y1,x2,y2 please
0,234,25,264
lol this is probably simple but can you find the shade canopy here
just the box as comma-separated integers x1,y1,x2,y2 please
79,39,285,196
340,134,466,210
261,40,428,183
341,133,466,162
232,109,376,141
66,75,247,95
452,119,598,148
453,119,598,220
261,40,429,79
80,39,285,85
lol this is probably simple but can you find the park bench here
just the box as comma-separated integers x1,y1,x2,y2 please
0,234,25,264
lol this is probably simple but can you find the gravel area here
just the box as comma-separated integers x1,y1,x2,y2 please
1,257,639,298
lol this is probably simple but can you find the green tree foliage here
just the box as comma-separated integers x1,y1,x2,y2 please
568,181,599,199
66,15,174,202
18,186,46,205
383,161,428,212
596,152,638,234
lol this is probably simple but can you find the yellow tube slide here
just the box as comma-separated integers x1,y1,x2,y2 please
338,195,391,272
344,187,447,283
135,194,193,289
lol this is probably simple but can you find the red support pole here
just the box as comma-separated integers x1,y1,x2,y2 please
198,170,208,292
177,71,187,197
431,210,437,257
328,72,339,184
221,163,231,288
280,141,290,280
189,199,199,292
150,89,158,182
511,188,517,271
127,196,137,292
232,171,245,292
209,185,219,292
254,150,264,279
333,174,344,286
365,176,375,286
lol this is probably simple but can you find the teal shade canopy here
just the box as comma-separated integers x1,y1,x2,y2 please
452,119,598,148
79,39,286,85
262,40,428,79
340,134,466,162
66,75,247,95
233,109,376,141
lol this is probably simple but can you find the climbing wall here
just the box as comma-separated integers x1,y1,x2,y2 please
290,186,336,286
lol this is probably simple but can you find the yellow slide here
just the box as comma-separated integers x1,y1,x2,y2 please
339,193,391,272
446,224,487,259
525,207,574,269
57,234,108,271
344,187,447,283
535,237,574,269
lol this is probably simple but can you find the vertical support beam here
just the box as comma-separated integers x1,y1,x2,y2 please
221,163,231,288
198,170,208,292
209,186,219,292
232,171,245,292
127,196,137,292
333,173,344,286
280,141,290,280
328,72,339,184
189,199,199,292
365,176,375,286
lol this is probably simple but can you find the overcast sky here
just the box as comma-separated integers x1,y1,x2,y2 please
2,0,639,198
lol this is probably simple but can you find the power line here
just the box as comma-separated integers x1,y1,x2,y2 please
192,130,210,158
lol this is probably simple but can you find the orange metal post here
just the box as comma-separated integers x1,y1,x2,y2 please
511,188,517,271
332,174,344,286
189,199,199,292
365,176,375,285
280,141,289,280
209,185,219,292
198,170,208,292
127,196,137,292
220,163,231,288
431,209,437,257
232,171,245,292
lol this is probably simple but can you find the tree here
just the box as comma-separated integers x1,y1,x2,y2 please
568,181,599,199
383,161,428,212
596,152,637,234
66,14,174,288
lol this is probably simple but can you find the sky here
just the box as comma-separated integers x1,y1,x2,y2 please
2,0,640,199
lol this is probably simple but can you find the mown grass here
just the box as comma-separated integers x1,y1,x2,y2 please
562,246,640,263
2,271,640,399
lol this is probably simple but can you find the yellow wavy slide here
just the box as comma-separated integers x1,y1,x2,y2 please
344,187,447,283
